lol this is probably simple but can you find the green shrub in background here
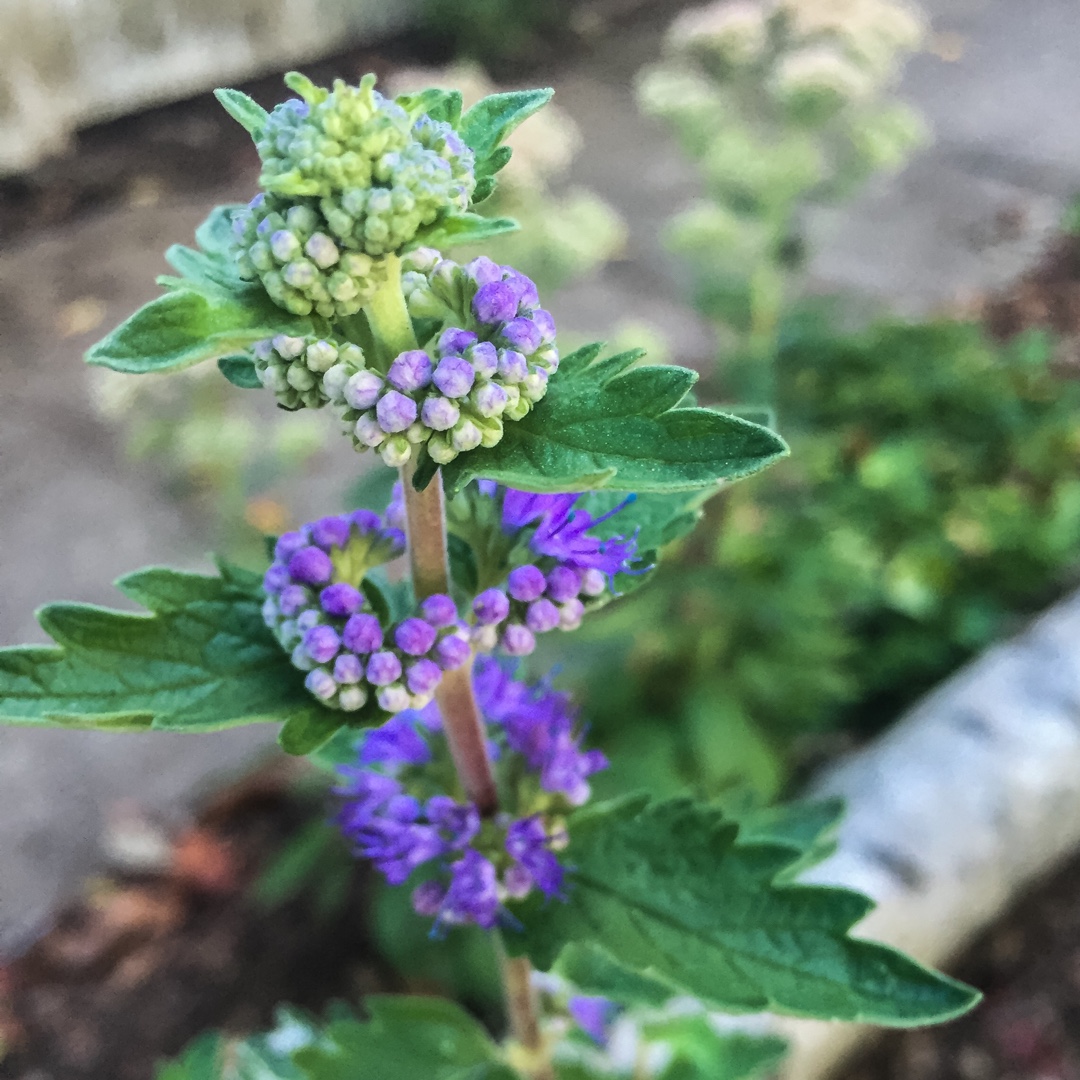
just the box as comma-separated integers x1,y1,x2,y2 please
638,0,926,402
569,318,1080,799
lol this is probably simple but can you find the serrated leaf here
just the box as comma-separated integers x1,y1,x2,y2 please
86,288,310,374
459,89,553,166
439,346,789,496
0,566,331,739
215,88,269,138
293,996,517,1080
219,354,262,388
507,796,980,1026
420,213,519,250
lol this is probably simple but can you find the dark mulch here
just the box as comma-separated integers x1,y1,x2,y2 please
0,767,391,1080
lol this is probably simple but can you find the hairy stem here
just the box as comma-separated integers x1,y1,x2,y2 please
373,268,546,1076
498,940,554,1080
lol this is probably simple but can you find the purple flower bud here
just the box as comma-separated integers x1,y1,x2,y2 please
296,609,321,631
274,531,308,562
419,594,457,628
435,632,472,670
304,625,341,664
344,370,384,411
270,230,300,263
366,650,403,686
278,584,309,616
466,341,499,377
360,713,431,766
388,350,433,392
531,308,556,343
545,566,580,602
502,624,536,656
503,863,533,899
349,508,382,533
377,390,418,433
421,396,460,431
304,232,339,269
395,617,438,656
497,350,528,382
508,565,546,602
452,419,483,452
320,582,363,617
288,546,334,585
334,653,364,683
465,256,502,285
406,658,442,695
472,281,519,324
343,612,383,653
310,515,351,550
473,588,510,625
412,880,447,917
472,381,508,417
432,356,475,398
354,413,386,447
500,317,542,354
505,269,540,310
559,599,585,631
580,568,607,597
438,327,478,355
305,668,338,701
263,564,290,594
506,816,562,897
526,599,561,634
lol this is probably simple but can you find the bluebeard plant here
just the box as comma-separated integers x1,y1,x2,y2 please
24,65,978,1080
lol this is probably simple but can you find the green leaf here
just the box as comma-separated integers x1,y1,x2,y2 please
0,566,332,739
86,288,310,374
438,345,789,496
293,997,517,1080
397,87,463,127
459,88,553,163
162,243,245,293
218,354,262,389
644,1018,787,1080
578,489,714,551
420,213,519,250
215,88,269,137
556,942,673,1007
507,796,980,1026
156,1032,225,1080
278,709,350,755
475,145,513,181
471,176,498,204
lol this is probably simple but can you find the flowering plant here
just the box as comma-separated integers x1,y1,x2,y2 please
0,72,977,1078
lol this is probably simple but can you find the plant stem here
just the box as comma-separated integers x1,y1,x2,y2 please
372,267,547,1077
498,939,554,1080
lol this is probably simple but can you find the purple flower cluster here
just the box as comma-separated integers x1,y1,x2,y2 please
261,510,471,713
335,657,607,929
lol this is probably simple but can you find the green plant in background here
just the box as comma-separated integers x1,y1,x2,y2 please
1,70,979,1079
639,0,926,402
421,0,573,70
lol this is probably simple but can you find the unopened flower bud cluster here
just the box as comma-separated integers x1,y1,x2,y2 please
318,253,558,467
262,510,472,714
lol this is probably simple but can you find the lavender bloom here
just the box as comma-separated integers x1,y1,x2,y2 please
442,850,500,928
544,565,581,603
439,327,478,354
333,653,364,683
427,796,481,849
466,341,498,378
311,515,352,550
288,546,334,585
412,879,446,917
344,370,384,410
506,816,563,898
305,668,337,700
264,564,290,594
497,349,529,383
526,599,561,634
360,713,432,767
500,317,542,354
501,624,536,656
406,658,442,695
274,531,308,562
421,396,460,431
435,632,472,669
568,996,619,1046
343,612,383,653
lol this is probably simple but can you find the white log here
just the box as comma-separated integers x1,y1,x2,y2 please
775,588,1080,1078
